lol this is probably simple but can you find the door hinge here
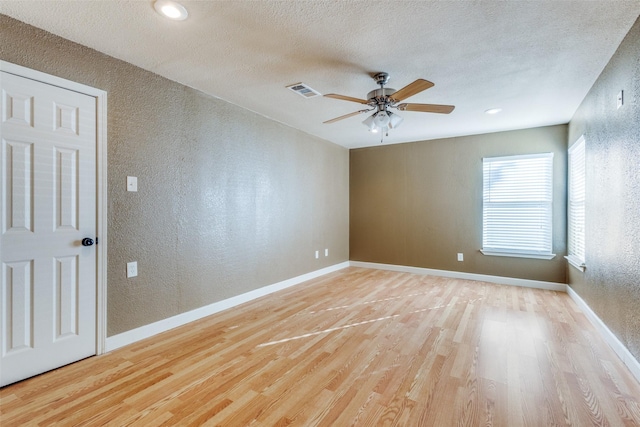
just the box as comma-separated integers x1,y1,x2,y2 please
95,237,99,245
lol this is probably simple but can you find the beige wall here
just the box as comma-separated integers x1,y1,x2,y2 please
0,15,349,336
567,16,640,361
5,10,637,361
350,125,568,283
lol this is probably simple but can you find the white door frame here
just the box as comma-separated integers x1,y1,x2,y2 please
1,60,108,355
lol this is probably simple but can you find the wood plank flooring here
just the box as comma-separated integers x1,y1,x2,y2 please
2,267,640,426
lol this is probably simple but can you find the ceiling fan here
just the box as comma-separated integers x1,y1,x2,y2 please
323,72,455,139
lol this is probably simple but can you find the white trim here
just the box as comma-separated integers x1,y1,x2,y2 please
1,61,109,356
349,261,567,292
0,61,105,97
351,262,640,383
481,250,556,260
567,286,640,384
103,258,640,386
105,262,350,352
95,83,108,355
565,255,586,272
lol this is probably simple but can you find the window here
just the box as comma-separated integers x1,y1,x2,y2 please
566,137,586,271
482,153,555,259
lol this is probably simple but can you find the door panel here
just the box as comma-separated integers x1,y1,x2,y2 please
3,260,33,353
55,254,79,339
2,139,34,233
1,71,97,386
55,147,80,230
2,89,34,127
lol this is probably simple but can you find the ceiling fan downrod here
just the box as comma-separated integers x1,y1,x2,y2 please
373,72,390,87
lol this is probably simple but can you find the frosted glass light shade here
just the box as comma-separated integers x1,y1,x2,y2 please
389,112,403,129
373,112,390,128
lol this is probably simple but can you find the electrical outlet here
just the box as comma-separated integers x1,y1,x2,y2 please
457,253,464,262
315,250,319,259
325,248,329,257
127,261,138,278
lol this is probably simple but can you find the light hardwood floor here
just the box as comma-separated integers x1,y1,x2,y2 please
2,267,640,426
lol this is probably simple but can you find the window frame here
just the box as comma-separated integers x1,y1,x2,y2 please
481,152,556,260
565,136,586,271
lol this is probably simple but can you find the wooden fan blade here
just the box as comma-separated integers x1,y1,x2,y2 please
397,103,455,114
323,109,370,124
324,93,370,105
389,79,434,103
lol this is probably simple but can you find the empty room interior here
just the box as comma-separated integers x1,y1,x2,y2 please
1,1,640,426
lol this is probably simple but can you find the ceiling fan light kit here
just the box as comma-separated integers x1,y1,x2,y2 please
363,110,404,134
324,72,454,142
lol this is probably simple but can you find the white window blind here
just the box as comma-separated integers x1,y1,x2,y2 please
566,137,586,270
482,153,555,259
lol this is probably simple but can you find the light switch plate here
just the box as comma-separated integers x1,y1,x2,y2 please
127,176,138,192
127,261,138,278
617,90,624,109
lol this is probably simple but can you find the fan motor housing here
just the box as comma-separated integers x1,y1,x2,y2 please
367,88,396,103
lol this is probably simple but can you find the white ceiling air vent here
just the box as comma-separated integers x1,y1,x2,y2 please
286,83,320,98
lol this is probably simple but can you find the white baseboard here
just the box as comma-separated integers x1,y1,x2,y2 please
105,259,640,387
351,261,640,384
566,286,640,384
349,261,567,292
105,261,350,352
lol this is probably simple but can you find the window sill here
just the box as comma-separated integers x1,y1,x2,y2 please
565,255,586,272
480,250,556,260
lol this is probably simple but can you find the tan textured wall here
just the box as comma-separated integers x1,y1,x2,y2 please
350,125,568,283
0,15,349,336
567,16,640,361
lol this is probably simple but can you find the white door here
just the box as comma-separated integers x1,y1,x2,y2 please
1,71,97,386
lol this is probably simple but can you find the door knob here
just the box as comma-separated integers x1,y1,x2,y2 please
81,238,94,247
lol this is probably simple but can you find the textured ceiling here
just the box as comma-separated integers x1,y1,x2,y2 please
2,1,639,149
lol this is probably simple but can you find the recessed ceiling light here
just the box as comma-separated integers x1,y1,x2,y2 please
485,108,502,115
154,0,188,20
